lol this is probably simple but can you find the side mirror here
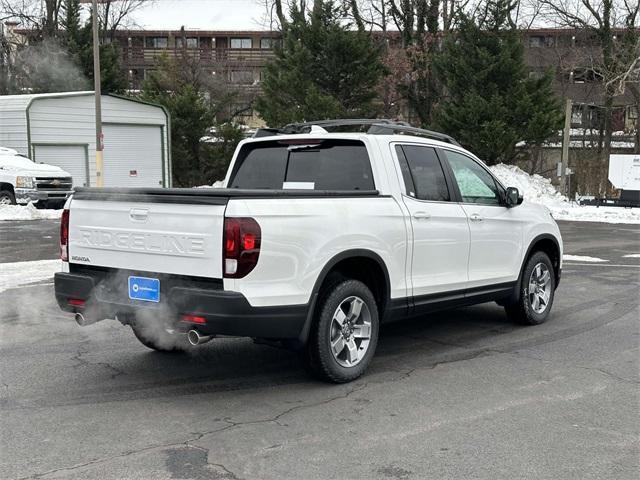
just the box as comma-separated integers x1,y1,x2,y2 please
506,187,523,207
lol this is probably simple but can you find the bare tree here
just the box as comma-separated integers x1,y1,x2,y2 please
0,0,64,38
95,0,152,41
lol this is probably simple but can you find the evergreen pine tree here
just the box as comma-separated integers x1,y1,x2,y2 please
256,1,387,126
434,0,562,165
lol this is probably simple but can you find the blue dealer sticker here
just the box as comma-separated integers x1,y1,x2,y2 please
128,276,160,303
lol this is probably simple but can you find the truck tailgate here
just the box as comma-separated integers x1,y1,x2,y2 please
68,199,225,278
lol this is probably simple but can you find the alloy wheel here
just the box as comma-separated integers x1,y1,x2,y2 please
329,295,372,367
528,262,552,314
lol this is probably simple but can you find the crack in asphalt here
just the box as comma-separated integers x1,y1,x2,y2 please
579,366,639,385
70,347,125,380
18,382,370,479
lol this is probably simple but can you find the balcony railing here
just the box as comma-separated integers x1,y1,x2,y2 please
121,47,276,66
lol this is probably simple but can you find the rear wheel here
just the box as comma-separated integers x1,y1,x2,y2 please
305,278,379,383
0,190,16,205
131,318,189,352
505,251,556,325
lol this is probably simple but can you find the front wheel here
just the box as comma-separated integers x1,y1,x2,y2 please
305,279,379,383
0,190,16,205
505,251,556,325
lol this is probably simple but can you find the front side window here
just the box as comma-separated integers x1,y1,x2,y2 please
395,145,450,202
444,150,502,205
229,140,374,191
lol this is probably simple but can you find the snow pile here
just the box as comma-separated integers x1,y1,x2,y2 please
0,259,60,293
489,164,640,224
0,203,63,221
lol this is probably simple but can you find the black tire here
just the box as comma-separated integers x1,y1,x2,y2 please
131,318,189,353
304,278,379,383
505,251,556,325
0,190,16,205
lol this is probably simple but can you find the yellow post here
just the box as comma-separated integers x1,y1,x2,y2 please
95,150,104,187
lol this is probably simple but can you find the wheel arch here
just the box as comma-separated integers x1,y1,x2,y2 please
521,234,561,287
297,249,391,344
0,182,15,195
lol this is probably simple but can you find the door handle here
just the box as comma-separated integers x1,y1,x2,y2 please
129,208,149,221
413,211,431,220
469,213,483,222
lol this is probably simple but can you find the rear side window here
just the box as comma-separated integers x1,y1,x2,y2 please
396,145,450,202
228,145,287,189
229,139,374,190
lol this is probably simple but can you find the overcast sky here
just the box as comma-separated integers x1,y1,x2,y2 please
127,0,272,31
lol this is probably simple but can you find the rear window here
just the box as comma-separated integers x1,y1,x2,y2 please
229,139,374,190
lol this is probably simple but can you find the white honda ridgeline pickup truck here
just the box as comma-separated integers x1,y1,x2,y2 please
54,120,562,383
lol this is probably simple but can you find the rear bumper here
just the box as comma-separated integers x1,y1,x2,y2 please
54,271,308,339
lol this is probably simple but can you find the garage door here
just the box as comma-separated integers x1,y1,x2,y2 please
103,125,164,188
33,144,88,187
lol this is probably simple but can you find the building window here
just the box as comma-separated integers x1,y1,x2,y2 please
260,38,277,49
628,106,638,120
528,36,545,48
230,70,254,84
586,107,601,129
571,105,583,126
572,68,602,84
145,37,168,48
528,70,544,80
176,37,199,49
230,38,252,49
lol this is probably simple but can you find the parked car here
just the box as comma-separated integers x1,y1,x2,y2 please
0,147,73,208
54,120,563,383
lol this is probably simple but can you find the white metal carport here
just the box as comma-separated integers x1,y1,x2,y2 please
0,92,171,188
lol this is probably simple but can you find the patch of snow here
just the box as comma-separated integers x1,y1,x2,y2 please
623,254,640,258
563,255,609,263
0,203,63,221
195,181,224,188
490,164,640,224
0,259,61,293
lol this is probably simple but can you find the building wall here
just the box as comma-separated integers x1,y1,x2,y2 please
0,96,29,153
108,28,638,131
28,94,169,186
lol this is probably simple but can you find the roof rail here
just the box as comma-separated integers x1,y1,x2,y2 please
253,119,460,146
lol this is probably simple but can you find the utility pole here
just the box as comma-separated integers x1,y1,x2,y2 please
560,98,572,197
91,0,103,187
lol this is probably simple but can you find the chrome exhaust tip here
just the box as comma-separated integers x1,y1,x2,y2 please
187,329,213,346
74,312,96,327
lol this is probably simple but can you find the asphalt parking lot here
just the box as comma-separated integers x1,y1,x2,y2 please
1,220,638,479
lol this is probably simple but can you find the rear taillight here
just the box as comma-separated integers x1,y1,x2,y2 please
223,217,261,278
60,208,70,262
181,314,206,324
